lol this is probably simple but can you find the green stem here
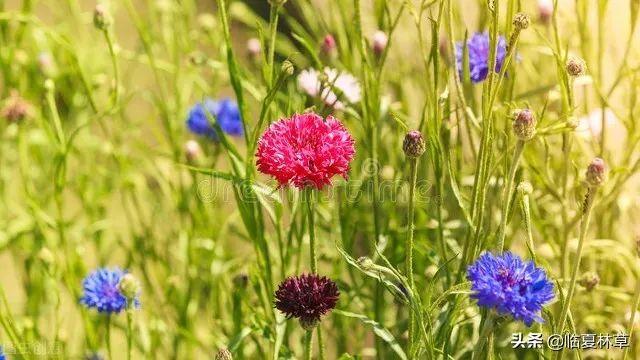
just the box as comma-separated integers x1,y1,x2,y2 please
556,187,597,334
106,314,113,360
126,308,133,360
305,188,317,273
317,324,326,360
102,29,120,111
472,314,495,360
624,272,640,360
519,190,538,264
496,140,524,251
406,157,419,354
304,330,313,360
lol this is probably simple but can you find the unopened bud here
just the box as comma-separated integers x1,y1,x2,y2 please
247,38,261,58
357,256,374,270
566,56,587,77
512,12,531,30
197,14,216,32
281,60,294,76
84,352,105,360
188,52,206,66
44,79,55,92
118,273,141,300
578,271,600,291
517,181,533,196
512,109,537,141
566,116,579,130
184,140,201,162
585,157,606,187
1,90,31,123
38,247,55,267
321,34,337,57
233,273,249,289
215,348,233,360
299,317,319,331
38,52,57,77
93,4,113,31
402,130,426,158
371,30,388,56
538,0,554,24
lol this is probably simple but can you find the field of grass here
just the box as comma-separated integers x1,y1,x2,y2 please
1,0,640,359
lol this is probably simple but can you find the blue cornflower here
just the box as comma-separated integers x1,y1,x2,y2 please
0,346,5,360
467,252,554,326
456,32,507,83
80,267,140,314
185,98,243,140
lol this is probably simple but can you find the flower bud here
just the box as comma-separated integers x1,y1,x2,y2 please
402,130,426,158
38,52,57,77
321,34,337,57
578,271,600,291
215,348,233,360
439,35,450,63
512,109,537,141
184,140,201,162
425,265,438,278
281,60,294,76
38,247,55,267
247,38,261,58
44,79,55,93
233,273,249,290
566,56,587,77
197,14,216,32
84,352,105,360
538,0,554,24
93,4,113,31
1,90,31,123
566,116,579,130
371,30,388,56
357,256,374,271
188,51,206,66
512,12,531,30
517,181,533,196
585,157,606,187
118,273,141,300
299,317,319,331
380,165,395,181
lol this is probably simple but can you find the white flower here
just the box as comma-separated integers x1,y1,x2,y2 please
576,108,619,139
371,30,388,54
297,67,361,110
247,38,261,56
538,0,553,22
184,140,202,161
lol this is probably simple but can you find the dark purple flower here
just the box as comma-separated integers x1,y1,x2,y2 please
455,32,507,83
467,252,554,326
274,274,339,328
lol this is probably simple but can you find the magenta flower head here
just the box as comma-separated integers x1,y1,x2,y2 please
256,113,355,189
585,157,606,187
275,274,339,329
321,34,337,56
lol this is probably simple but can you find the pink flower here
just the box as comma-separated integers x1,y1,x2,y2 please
256,113,355,189
321,34,337,55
